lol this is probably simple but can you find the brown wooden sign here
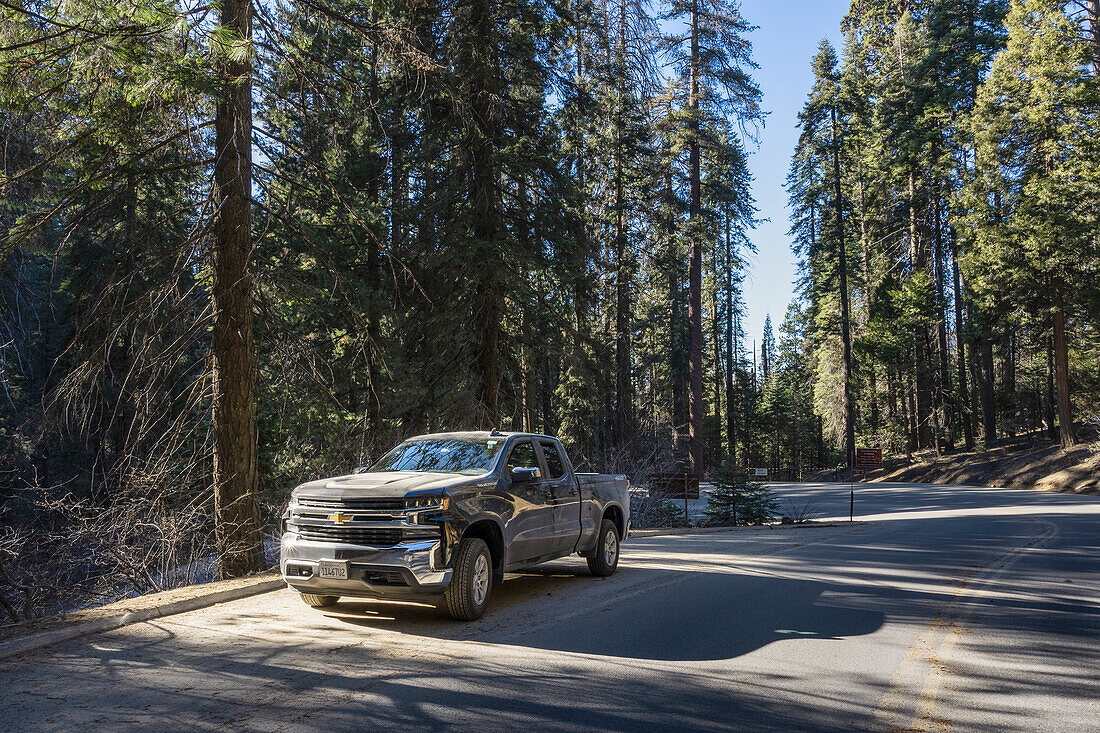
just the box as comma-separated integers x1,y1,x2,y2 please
649,473,700,500
855,447,883,470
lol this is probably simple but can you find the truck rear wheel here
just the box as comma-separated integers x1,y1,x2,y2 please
444,537,492,621
300,593,339,608
587,519,620,577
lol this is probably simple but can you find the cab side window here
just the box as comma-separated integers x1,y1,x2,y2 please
540,442,566,479
506,441,539,476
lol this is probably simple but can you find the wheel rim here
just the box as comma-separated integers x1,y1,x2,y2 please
604,529,618,567
472,553,489,606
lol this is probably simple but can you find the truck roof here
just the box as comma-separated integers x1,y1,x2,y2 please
406,430,558,442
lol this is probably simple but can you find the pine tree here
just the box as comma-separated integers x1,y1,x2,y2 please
790,40,856,475
662,0,762,477
761,314,774,383
704,461,777,526
962,0,1100,448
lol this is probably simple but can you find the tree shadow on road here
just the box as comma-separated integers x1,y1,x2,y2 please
325,563,886,662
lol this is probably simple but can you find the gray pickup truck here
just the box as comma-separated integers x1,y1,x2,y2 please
280,431,630,620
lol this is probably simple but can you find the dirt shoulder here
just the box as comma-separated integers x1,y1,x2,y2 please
867,437,1099,494
0,571,281,657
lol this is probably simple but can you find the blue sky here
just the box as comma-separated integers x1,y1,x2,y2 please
737,0,848,353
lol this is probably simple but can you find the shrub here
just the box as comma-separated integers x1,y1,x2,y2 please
630,490,689,528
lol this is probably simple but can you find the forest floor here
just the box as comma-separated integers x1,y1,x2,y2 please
870,433,1100,495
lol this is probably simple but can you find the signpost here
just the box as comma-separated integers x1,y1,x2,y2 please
753,468,768,478
850,448,883,521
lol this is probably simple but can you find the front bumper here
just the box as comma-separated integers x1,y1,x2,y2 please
280,533,452,599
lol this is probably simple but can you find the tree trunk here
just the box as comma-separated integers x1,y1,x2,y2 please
572,27,590,337
1004,330,1016,437
540,353,555,435
465,0,503,427
390,116,404,254
611,5,633,444
1051,275,1076,447
212,0,262,579
710,252,723,456
886,366,898,427
365,20,383,458
365,215,381,453
907,170,932,451
816,414,824,467
686,0,704,477
831,105,855,477
1044,335,1057,441
970,343,984,444
979,341,996,447
857,159,879,438
522,350,536,433
1087,0,1100,74
868,365,880,437
613,161,632,444
724,214,737,463
666,157,688,470
670,262,688,469
932,183,953,452
951,233,974,449
900,366,915,457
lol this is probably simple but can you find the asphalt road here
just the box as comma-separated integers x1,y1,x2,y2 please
3,482,1098,732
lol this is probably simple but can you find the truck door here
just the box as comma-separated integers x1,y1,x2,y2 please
537,439,582,554
502,439,557,562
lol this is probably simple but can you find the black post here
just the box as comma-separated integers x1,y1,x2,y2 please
684,473,689,525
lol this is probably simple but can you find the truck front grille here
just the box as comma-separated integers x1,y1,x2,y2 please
297,497,406,512
296,526,404,546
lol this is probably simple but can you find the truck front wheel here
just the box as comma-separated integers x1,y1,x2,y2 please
444,537,492,621
300,593,339,608
587,519,620,577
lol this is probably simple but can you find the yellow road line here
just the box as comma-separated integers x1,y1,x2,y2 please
879,518,1060,732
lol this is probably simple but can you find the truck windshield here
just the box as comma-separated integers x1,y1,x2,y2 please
368,438,506,475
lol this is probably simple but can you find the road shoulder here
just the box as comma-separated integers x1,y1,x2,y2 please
0,570,283,662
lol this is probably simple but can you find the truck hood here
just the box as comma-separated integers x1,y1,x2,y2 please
291,471,482,499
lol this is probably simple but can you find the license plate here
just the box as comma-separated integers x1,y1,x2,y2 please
318,560,347,580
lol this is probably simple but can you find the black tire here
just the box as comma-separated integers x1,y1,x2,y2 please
587,519,620,577
444,537,492,621
300,593,339,608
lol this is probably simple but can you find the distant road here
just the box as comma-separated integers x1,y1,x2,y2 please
3,482,1098,732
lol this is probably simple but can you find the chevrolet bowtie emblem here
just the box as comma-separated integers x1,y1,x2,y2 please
328,512,353,524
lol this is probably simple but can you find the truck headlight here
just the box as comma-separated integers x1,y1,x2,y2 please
405,496,449,511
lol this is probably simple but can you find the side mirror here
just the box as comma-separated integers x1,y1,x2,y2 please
354,466,371,474
510,467,540,483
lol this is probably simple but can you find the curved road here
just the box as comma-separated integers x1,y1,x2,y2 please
3,482,1098,731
